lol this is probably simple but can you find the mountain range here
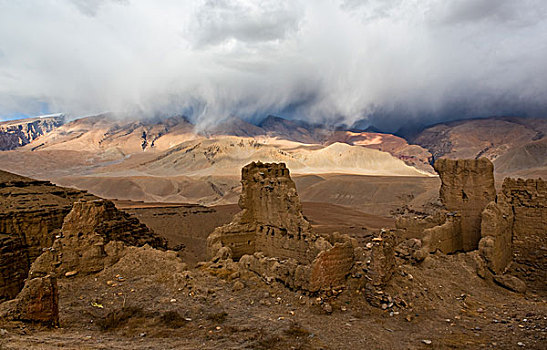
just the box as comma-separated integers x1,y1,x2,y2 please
0,113,544,211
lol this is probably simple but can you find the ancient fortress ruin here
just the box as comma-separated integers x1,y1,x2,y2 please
211,159,545,296
397,158,545,293
207,162,358,292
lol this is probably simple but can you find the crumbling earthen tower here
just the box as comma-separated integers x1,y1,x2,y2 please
434,158,496,251
208,162,357,292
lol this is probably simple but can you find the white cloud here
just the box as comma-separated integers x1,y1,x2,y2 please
0,0,546,128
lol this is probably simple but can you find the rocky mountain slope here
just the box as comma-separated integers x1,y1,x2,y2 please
412,116,547,177
0,114,65,151
0,114,436,205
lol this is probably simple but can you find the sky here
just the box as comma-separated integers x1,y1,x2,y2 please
1,0,546,129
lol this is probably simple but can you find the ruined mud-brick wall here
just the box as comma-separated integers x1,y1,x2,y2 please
61,200,167,249
421,215,462,254
395,206,446,240
479,200,513,275
208,162,356,292
239,162,316,262
30,199,167,278
434,158,496,251
502,178,546,292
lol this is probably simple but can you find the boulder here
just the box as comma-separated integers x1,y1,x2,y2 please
0,275,59,326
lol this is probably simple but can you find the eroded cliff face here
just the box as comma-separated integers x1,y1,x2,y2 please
208,162,359,292
0,235,28,301
434,158,496,251
0,170,166,301
0,170,96,300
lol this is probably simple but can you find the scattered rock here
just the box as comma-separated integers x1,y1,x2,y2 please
321,303,333,314
232,281,245,291
494,275,527,293
65,270,78,277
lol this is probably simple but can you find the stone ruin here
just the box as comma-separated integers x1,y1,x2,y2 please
1,199,167,325
207,162,316,261
416,158,496,256
208,162,375,293
478,178,546,294
397,157,546,294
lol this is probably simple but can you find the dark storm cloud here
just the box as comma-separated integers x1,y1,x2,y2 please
0,0,546,127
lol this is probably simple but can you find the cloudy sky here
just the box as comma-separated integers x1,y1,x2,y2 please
1,0,546,128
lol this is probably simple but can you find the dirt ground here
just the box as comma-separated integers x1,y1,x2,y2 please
1,247,545,349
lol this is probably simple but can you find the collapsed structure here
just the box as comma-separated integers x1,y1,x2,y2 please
1,158,543,328
207,162,362,292
30,199,167,278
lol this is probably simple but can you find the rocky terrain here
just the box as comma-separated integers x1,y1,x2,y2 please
0,159,545,349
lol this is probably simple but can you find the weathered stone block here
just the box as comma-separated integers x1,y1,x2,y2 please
478,201,513,274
